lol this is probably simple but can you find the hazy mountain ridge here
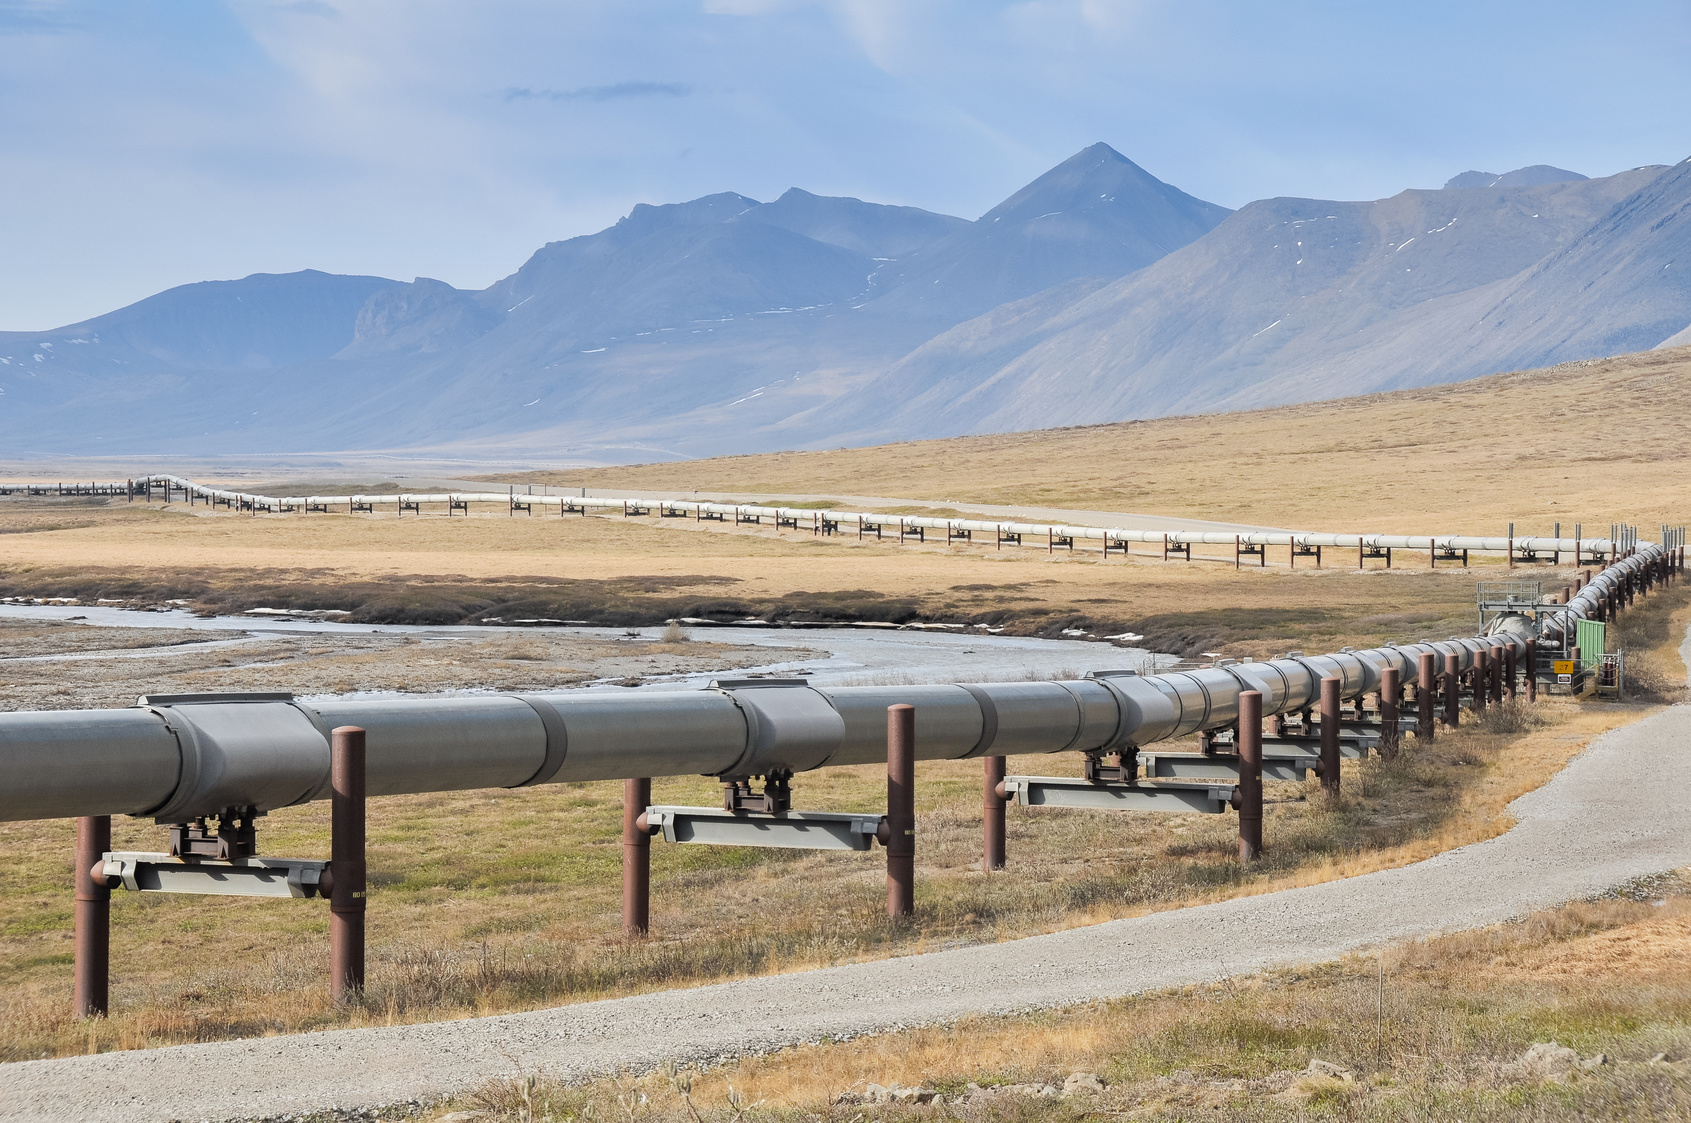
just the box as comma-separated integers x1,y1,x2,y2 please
2,150,1687,460
1444,165,1588,190
0,270,396,374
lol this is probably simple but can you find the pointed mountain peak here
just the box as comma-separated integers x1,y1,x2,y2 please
1073,141,1132,162
978,143,1226,227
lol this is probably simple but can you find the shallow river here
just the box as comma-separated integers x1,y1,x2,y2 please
0,603,1164,691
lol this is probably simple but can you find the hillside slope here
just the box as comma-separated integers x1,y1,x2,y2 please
508,342,1691,535
816,162,1684,442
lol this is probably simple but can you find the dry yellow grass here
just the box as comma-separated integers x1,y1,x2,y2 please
1507,915,1691,981
498,345,1691,534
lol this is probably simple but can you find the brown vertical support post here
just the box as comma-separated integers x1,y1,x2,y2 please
982,755,1006,871
1237,691,1263,861
1504,645,1517,701
74,815,111,1018
623,777,651,937
1443,654,1460,728
1525,639,1538,702
1319,676,1341,799
1472,649,1489,714
886,704,915,919
1487,645,1502,705
1379,667,1400,758
1416,653,1436,742
329,726,367,1003
1235,534,1241,570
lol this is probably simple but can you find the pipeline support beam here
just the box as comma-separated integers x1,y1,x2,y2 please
623,778,652,937
886,705,915,919
74,815,111,1019
329,726,366,1003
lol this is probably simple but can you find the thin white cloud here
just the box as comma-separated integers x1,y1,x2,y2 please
504,81,692,102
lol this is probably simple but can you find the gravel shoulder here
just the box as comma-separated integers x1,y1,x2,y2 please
5,692,1689,1121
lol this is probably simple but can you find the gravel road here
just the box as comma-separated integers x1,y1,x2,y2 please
5,688,1689,1121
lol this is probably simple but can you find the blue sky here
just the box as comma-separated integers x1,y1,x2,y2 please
2,0,1688,329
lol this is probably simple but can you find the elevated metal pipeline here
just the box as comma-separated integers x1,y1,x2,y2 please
116,474,1665,561
0,545,1664,825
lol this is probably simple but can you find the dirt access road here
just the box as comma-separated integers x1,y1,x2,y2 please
5,630,1688,1123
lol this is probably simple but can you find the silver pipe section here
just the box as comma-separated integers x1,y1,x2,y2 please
0,546,1663,825
113,474,1647,559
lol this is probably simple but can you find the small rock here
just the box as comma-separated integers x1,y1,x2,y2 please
1650,1053,1670,1064
1303,1059,1354,1082
1579,1053,1609,1070
1506,1042,1583,1083
860,1082,937,1105
1062,1072,1106,1097
1272,1060,1357,1101
436,1114,488,1123
891,1086,938,1104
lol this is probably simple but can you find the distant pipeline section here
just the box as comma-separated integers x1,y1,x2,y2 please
0,543,1672,826
4,474,1678,566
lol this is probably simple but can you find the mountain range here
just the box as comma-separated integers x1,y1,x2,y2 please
2,144,1687,461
